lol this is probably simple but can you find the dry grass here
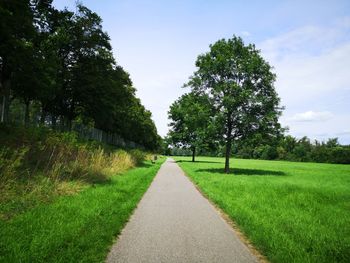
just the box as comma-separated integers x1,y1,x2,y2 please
0,125,151,220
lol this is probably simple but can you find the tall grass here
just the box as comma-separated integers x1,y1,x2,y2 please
0,124,150,220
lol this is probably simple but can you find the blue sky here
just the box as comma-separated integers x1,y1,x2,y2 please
54,0,350,144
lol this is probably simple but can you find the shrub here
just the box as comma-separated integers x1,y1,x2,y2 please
0,146,28,183
130,149,147,165
261,145,278,160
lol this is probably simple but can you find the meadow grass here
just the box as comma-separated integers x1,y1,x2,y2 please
174,156,350,263
0,157,165,262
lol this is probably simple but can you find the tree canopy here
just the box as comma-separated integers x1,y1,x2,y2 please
180,36,283,172
168,92,215,162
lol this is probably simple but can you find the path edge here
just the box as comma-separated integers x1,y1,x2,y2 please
176,161,269,263
106,158,167,261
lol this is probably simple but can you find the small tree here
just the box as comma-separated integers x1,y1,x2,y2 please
186,36,282,173
168,92,213,162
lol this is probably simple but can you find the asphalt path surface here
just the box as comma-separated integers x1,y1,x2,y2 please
107,158,259,263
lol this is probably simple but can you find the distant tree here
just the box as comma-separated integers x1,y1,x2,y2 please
168,92,214,162
292,136,312,161
186,36,283,173
233,130,283,159
161,136,172,155
282,135,297,154
326,138,339,148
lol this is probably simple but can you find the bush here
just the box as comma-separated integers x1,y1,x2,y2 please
130,149,147,165
260,145,278,160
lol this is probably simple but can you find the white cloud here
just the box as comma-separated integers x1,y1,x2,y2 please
257,21,350,144
259,25,342,59
289,111,334,122
273,43,350,103
258,23,350,105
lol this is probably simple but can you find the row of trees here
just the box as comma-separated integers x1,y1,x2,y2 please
233,136,350,164
0,0,161,150
167,36,349,169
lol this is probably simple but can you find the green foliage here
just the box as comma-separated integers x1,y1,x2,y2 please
175,156,350,263
0,1,160,150
182,36,283,171
168,92,215,161
130,149,147,165
329,147,350,164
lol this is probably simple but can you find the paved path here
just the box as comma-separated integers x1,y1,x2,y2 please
107,158,259,263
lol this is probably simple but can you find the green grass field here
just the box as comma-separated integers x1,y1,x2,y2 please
175,156,350,263
0,157,165,263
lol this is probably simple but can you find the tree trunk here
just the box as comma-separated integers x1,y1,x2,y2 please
24,100,30,127
1,95,5,123
192,146,196,162
1,79,11,123
40,105,46,125
224,116,233,174
51,115,57,129
224,137,232,173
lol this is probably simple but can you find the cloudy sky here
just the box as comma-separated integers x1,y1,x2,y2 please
54,0,350,144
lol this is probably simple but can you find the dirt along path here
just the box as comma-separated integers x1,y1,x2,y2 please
106,158,259,263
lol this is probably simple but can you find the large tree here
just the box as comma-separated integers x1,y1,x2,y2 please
186,36,282,173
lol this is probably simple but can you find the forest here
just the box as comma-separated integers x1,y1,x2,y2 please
0,0,161,150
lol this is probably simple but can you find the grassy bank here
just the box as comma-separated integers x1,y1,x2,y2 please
175,156,350,263
0,124,149,220
0,157,164,262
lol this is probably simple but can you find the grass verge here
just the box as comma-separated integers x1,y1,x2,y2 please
175,156,350,263
0,157,165,262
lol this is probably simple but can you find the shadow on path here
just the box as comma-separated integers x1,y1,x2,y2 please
196,168,286,176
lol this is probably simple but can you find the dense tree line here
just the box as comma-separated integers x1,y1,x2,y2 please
0,0,160,150
232,135,350,164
